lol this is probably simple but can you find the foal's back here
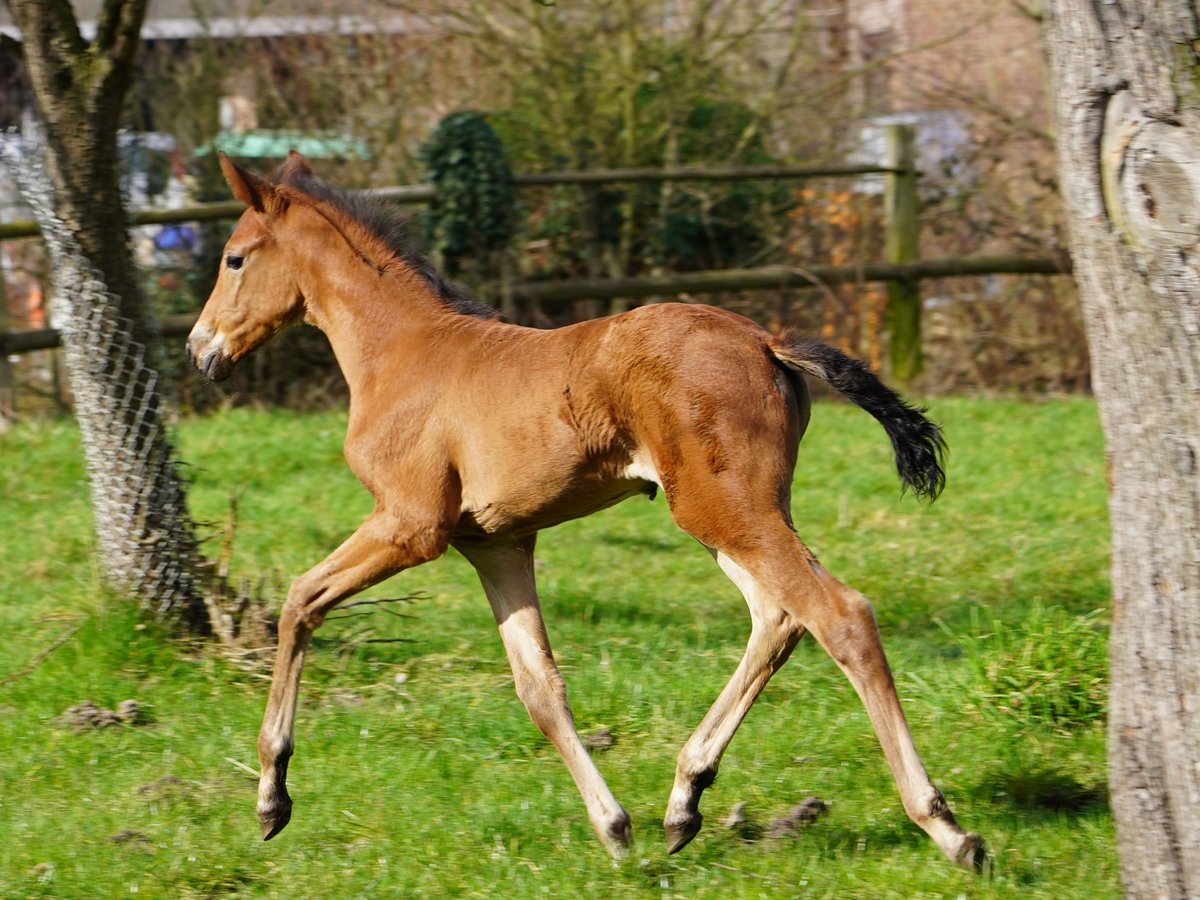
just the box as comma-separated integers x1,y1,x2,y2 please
442,302,806,541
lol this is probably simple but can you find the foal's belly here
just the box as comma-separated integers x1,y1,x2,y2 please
454,473,657,539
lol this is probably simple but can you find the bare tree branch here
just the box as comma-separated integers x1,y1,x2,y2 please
730,5,809,159
912,68,1054,146
1009,0,1044,21
95,0,150,64
779,19,983,117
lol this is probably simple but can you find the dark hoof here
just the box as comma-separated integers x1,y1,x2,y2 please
665,812,703,854
956,833,986,871
600,811,633,859
259,799,293,841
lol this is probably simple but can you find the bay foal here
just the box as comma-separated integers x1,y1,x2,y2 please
188,152,983,868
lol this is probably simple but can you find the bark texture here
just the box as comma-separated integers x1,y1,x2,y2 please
7,0,146,325
6,0,212,633
1044,2,1200,896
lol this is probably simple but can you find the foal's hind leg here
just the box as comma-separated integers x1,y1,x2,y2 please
795,557,984,868
457,537,632,858
665,526,981,867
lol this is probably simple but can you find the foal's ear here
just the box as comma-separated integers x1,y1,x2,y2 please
219,152,285,216
275,149,314,183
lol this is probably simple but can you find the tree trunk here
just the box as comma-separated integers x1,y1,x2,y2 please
1044,3,1200,895
8,0,144,322
6,0,213,634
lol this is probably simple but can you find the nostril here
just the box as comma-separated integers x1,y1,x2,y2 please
201,351,220,381
199,348,234,382
186,327,233,381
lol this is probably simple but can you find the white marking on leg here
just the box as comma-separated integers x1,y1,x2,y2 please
665,549,802,851
714,552,758,599
462,540,631,857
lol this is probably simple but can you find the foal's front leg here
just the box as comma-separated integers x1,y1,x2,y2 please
663,550,804,852
457,537,633,857
258,512,445,840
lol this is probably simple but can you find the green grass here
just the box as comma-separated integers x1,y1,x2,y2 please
0,397,1115,897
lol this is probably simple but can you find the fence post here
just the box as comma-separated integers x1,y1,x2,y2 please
883,124,921,383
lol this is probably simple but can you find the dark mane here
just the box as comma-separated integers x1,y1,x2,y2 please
273,165,500,320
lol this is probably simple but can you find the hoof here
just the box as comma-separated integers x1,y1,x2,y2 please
664,812,702,854
596,808,633,859
259,799,293,841
955,832,986,871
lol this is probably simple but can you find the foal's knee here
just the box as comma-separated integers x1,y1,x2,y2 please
278,592,303,626
258,729,294,766
280,567,342,631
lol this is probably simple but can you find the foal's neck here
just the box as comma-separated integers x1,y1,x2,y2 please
300,246,473,405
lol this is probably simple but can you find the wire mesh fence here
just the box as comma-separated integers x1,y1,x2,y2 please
2,132,211,631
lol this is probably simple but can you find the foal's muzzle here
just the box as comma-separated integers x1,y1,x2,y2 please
187,326,235,382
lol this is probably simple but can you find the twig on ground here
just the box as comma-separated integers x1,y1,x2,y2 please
225,757,260,778
0,624,82,686
338,593,425,611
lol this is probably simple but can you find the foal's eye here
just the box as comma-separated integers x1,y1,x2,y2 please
226,253,244,270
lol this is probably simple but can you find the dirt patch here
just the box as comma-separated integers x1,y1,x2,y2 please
581,726,616,751
719,796,831,843
109,830,155,852
57,699,145,731
765,797,830,838
135,775,191,798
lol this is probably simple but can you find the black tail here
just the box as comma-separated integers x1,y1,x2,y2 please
772,337,946,501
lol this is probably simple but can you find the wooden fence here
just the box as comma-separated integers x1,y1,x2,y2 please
0,125,1071,423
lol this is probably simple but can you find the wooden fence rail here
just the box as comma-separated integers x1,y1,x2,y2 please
511,254,1071,304
0,253,1071,357
0,163,899,241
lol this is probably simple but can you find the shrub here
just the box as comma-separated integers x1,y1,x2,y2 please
419,111,520,276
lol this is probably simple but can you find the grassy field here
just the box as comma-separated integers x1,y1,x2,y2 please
0,397,1114,897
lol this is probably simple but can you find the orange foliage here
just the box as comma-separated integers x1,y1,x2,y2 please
788,186,886,369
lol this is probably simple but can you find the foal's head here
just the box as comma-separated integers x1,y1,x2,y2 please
188,151,497,382
187,152,311,381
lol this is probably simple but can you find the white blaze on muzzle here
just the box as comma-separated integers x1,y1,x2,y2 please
187,325,235,382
